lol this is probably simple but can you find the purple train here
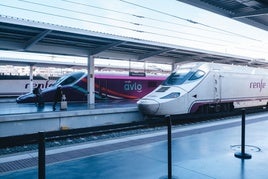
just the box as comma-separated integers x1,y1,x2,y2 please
16,71,166,103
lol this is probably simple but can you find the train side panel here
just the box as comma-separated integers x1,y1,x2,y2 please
95,77,164,100
220,71,268,108
189,67,268,113
0,79,55,97
16,72,166,103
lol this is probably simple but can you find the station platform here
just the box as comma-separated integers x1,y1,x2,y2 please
1,112,268,178
0,98,141,137
0,98,137,115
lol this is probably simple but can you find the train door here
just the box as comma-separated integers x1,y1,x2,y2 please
213,70,221,103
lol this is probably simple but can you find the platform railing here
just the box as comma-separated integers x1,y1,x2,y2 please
1,121,167,179
0,109,251,179
38,132,46,179
162,109,252,179
234,109,252,159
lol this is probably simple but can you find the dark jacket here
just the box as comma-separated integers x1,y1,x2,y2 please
54,87,62,101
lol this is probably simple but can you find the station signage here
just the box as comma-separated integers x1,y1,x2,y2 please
129,72,146,77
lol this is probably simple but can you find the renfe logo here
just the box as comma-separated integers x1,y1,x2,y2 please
124,81,142,92
25,80,53,89
249,79,266,92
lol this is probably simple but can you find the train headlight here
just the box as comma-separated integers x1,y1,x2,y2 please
160,92,180,99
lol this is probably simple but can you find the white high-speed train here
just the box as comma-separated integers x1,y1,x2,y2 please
137,62,268,116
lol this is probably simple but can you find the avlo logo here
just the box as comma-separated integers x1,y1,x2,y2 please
124,81,142,92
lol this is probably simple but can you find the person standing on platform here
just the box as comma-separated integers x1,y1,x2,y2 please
33,84,43,106
53,85,62,111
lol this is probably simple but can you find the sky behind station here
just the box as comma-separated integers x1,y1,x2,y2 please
0,0,268,64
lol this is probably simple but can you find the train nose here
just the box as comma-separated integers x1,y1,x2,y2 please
16,92,35,103
137,99,160,115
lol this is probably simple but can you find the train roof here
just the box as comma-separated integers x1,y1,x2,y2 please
177,62,268,75
95,74,166,80
0,75,47,80
67,71,166,80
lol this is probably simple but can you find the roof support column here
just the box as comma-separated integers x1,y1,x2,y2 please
172,63,177,71
29,65,34,93
87,55,95,104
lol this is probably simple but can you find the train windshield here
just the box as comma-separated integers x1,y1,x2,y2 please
162,69,205,86
162,68,192,85
52,72,84,86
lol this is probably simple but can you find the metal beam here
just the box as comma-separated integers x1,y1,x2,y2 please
89,41,125,55
176,0,268,31
0,57,86,68
231,8,268,19
138,48,174,61
176,0,232,17
23,29,52,50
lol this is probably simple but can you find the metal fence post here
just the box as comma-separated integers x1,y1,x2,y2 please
234,109,252,159
160,115,177,179
167,115,172,179
38,131,46,179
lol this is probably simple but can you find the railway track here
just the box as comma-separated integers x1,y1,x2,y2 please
0,106,267,155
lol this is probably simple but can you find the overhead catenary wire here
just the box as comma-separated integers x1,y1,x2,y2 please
120,0,261,42
18,0,235,44
3,0,262,44
61,0,235,36
61,0,268,55
0,0,267,56
0,4,227,47
0,2,231,47
16,0,262,47
0,4,142,32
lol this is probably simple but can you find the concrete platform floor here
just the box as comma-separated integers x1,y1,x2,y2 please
0,98,138,115
1,112,268,178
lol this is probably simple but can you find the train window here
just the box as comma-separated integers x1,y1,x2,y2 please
61,72,84,85
162,68,192,85
189,70,205,81
52,72,84,86
61,76,76,85
71,72,84,80
52,76,68,86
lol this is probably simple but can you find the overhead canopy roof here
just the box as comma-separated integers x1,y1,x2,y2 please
0,57,86,69
0,15,267,67
177,0,268,32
